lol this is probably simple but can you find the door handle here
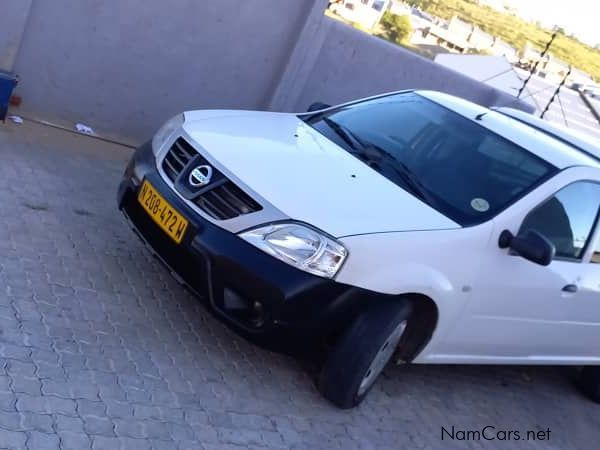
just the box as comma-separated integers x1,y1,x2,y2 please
562,284,578,293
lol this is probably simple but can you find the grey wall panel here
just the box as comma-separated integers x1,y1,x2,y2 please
12,0,316,141
0,0,33,71
294,20,533,114
9,4,532,143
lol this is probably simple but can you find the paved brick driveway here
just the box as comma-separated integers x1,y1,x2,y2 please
0,120,599,450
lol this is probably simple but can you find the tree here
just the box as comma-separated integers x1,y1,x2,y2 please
380,12,414,45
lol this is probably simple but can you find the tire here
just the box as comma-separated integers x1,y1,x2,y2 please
580,366,600,403
318,300,412,409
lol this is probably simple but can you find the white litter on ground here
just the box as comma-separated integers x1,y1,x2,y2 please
75,123,94,135
7,115,23,124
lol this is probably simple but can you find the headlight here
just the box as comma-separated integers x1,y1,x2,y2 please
239,223,348,279
152,114,184,155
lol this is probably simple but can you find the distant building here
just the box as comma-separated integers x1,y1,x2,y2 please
405,6,437,31
570,68,596,87
446,17,512,56
490,38,518,62
469,27,495,51
409,6,436,24
330,0,390,29
447,17,472,42
406,16,473,54
411,24,471,53
389,0,410,16
518,43,597,88
521,43,572,83
520,43,542,65
540,55,571,82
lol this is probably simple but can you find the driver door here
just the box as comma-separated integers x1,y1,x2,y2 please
445,174,600,362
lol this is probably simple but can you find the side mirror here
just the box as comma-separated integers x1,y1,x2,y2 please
498,229,556,266
307,102,332,112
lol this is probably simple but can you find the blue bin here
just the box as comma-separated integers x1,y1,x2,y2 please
0,71,18,122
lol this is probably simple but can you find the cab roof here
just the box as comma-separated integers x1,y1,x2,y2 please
493,106,600,161
417,91,600,170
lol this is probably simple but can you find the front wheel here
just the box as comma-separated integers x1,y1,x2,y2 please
318,301,412,409
580,366,600,403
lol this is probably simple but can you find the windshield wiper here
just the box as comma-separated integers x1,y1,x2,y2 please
322,117,365,152
354,142,435,205
322,118,434,205
321,118,381,165
391,161,435,205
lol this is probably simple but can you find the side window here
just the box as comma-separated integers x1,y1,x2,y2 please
520,181,600,260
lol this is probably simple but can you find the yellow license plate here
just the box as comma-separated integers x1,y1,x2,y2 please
137,180,189,244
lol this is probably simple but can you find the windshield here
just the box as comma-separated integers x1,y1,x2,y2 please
302,93,557,226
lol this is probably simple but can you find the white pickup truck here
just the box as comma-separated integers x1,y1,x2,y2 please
118,90,600,408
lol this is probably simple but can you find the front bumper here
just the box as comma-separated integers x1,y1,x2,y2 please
117,141,372,353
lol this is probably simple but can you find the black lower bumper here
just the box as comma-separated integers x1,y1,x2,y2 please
117,141,372,353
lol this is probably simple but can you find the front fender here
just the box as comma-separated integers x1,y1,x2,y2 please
337,225,493,344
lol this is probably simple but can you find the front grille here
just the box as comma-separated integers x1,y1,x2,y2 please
194,182,262,220
162,138,196,181
161,138,262,220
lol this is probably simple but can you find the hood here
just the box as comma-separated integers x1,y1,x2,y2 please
183,110,459,237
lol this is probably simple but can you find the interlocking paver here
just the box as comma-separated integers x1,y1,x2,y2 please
217,427,264,446
0,411,21,431
6,361,37,378
0,344,31,361
26,431,60,450
54,414,86,434
151,439,179,450
20,412,53,433
230,412,275,431
103,399,133,419
143,419,171,440
82,415,115,437
40,380,70,399
10,376,42,398
117,437,152,450
76,399,106,418
133,404,161,420
0,392,16,412
1,119,600,450
15,394,46,415
167,422,196,441
58,431,92,450
46,396,78,417
0,428,27,450
90,435,120,450
114,418,146,439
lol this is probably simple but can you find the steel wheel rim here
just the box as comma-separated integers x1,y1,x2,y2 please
358,320,407,396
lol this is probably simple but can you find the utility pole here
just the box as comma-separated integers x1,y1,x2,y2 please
517,29,559,98
541,66,572,119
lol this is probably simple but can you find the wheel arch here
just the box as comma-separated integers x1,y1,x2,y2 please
395,292,439,362
322,289,439,362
